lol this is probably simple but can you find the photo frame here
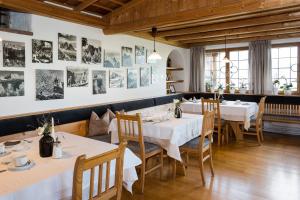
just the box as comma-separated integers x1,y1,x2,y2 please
170,85,176,93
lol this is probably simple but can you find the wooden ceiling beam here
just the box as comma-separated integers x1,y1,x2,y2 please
109,0,124,6
0,0,107,28
74,0,99,11
182,28,300,44
104,0,300,35
92,3,113,12
167,21,300,42
189,32,300,47
158,11,300,38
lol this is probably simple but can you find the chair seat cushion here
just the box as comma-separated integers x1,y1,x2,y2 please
87,134,111,143
127,141,161,154
181,137,210,149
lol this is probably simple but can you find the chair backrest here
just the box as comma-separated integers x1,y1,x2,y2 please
199,110,215,149
255,111,264,129
116,112,145,157
72,142,126,200
258,96,267,113
201,98,221,121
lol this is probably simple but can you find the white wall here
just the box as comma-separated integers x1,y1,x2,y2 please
0,15,190,117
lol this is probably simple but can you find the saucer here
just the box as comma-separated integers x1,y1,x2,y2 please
0,151,11,157
8,160,35,171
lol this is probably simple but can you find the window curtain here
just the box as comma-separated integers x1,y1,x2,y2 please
189,46,205,92
249,40,272,94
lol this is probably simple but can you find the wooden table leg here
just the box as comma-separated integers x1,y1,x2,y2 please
229,121,244,141
172,158,186,179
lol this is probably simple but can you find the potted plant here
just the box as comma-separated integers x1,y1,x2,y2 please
205,81,213,93
273,80,280,95
281,83,293,95
227,82,236,94
239,79,247,94
217,83,224,95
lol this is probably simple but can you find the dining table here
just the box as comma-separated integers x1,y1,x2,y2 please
0,132,141,200
109,112,203,162
180,100,258,140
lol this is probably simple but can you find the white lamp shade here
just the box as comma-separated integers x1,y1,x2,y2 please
148,51,162,62
223,56,230,64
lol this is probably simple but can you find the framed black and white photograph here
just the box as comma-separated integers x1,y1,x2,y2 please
127,68,138,89
58,33,77,61
151,66,161,84
0,71,24,97
109,70,125,88
32,39,53,63
140,67,150,87
135,45,146,64
121,46,133,67
67,67,88,87
36,69,64,101
92,70,106,94
82,38,101,64
3,41,25,68
104,50,120,68
170,85,176,93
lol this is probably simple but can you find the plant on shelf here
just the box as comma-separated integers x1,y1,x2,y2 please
227,82,236,94
217,83,224,95
280,76,293,95
272,80,280,95
281,83,293,95
239,79,247,94
205,81,213,93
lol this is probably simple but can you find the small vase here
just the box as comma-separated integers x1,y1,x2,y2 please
230,88,235,94
218,89,224,95
273,87,279,95
39,134,54,157
284,89,292,96
174,106,182,118
240,88,247,94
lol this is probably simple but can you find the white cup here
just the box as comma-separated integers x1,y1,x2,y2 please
13,155,28,167
0,144,5,154
235,100,241,104
53,146,63,159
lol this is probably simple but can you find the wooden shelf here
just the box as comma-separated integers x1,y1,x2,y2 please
166,80,184,84
0,28,33,36
166,67,184,71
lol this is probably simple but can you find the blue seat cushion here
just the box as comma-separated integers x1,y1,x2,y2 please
181,137,210,149
127,141,161,154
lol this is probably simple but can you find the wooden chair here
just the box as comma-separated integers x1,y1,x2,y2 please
201,98,228,145
116,112,163,193
180,110,215,186
243,96,267,144
72,142,126,200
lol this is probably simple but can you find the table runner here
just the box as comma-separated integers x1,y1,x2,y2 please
109,113,203,161
0,132,141,200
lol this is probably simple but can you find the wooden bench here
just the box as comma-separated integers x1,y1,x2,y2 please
264,103,300,124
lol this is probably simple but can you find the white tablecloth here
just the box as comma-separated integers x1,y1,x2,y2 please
181,101,258,129
109,113,203,161
0,132,141,200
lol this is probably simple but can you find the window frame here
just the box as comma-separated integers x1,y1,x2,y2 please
205,43,300,95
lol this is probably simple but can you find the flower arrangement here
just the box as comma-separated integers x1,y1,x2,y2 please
205,81,213,92
227,82,236,94
36,116,55,136
273,80,280,88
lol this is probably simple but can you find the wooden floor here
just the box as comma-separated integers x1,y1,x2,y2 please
122,132,300,200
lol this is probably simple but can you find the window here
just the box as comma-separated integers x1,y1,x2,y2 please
272,46,298,91
229,50,249,88
205,51,226,88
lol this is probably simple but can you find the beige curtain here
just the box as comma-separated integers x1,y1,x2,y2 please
189,46,205,92
249,40,272,94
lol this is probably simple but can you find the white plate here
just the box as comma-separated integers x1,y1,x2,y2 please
8,160,35,171
0,151,11,157
12,144,30,152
